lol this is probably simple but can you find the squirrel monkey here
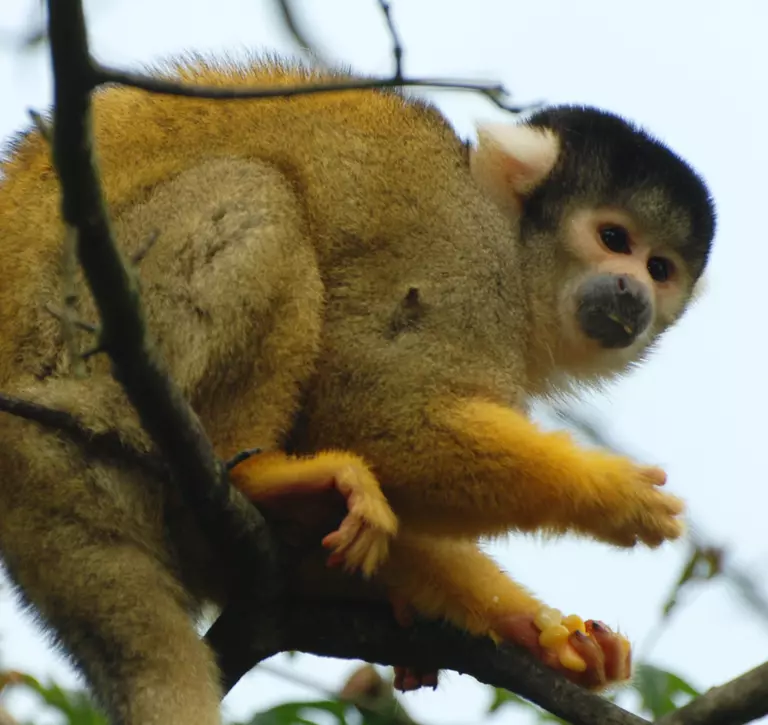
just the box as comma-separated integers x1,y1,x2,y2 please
0,58,714,722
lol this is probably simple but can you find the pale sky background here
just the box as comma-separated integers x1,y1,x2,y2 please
0,1,767,723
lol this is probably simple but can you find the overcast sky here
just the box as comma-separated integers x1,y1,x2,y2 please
1,1,767,724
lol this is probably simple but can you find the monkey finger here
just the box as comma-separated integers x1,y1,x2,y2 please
640,466,667,487
586,621,631,681
565,631,606,688
321,514,361,552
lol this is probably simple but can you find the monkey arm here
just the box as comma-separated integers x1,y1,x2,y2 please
381,397,683,548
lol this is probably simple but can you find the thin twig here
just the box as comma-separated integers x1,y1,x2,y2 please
377,0,404,80
92,62,525,113
273,0,332,67
44,303,98,334
27,109,51,143
0,392,164,476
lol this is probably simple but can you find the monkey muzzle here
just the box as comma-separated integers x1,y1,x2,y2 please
576,274,652,349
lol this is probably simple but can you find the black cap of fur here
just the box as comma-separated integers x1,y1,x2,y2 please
524,106,716,279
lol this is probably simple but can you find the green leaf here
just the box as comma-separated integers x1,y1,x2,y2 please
6,673,107,725
241,699,351,725
489,687,528,712
634,664,700,717
488,688,566,723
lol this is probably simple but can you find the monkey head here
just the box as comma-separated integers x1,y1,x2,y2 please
469,105,716,384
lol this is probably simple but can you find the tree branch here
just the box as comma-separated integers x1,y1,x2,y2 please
657,661,768,725
45,0,278,592
208,601,649,725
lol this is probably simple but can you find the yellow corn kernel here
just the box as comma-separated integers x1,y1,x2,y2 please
538,624,570,649
534,606,562,631
558,644,587,673
563,614,586,634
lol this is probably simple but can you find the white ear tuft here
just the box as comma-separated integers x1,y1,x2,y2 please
469,122,560,218
690,273,709,304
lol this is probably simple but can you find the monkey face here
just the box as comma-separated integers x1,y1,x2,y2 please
553,206,696,376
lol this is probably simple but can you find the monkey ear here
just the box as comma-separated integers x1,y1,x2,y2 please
469,122,560,217
690,273,709,305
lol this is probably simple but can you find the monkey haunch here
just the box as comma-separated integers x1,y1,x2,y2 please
0,58,714,723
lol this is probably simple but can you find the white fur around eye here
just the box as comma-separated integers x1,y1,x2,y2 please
469,122,560,217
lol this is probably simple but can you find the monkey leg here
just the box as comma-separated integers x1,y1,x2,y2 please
0,403,227,725
230,450,397,577
378,535,631,691
3,516,222,725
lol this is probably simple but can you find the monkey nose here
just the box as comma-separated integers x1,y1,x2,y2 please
576,274,652,349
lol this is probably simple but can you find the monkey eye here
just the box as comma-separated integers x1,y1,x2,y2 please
647,256,673,283
599,225,631,254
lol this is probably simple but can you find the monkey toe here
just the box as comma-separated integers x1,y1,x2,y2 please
585,620,631,682
389,596,439,692
493,607,631,690
393,666,439,692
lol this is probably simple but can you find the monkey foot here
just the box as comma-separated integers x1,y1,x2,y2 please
320,460,398,577
388,595,440,692
393,666,439,692
493,607,631,690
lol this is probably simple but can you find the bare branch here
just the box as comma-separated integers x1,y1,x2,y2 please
657,661,768,725
0,392,163,476
45,0,278,592
377,0,404,80
92,62,525,113
207,601,650,725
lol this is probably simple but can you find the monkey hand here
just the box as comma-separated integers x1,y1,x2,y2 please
574,454,684,548
494,607,631,690
231,451,398,577
321,457,399,576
